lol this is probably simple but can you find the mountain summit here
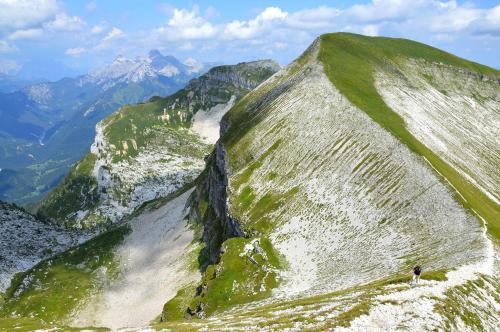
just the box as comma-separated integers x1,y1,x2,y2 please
84,50,205,90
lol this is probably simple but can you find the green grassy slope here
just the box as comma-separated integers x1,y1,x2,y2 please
35,153,99,227
318,33,500,240
0,226,128,325
101,98,207,163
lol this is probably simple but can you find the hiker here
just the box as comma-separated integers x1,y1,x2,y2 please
412,265,422,285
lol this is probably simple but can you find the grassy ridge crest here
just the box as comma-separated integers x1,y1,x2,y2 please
318,32,500,240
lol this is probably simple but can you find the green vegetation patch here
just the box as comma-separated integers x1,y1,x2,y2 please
318,32,500,240
233,186,300,236
189,237,281,316
162,236,282,320
161,284,198,322
0,225,129,324
238,186,256,210
36,153,99,226
0,317,108,332
103,101,186,162
231,139,282,191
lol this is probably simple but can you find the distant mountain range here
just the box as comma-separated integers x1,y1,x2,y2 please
0,51,208,204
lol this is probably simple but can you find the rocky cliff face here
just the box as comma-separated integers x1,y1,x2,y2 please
160,59,280,116
201,142,245,263
204,60,280,90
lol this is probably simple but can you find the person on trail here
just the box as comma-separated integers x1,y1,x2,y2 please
412,265,422,285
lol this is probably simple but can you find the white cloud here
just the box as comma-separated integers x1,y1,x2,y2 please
0,0,87,46
485,5,500,26
91,25,105,34
102,27,125,42
428,3,481,32
348,0,421,22
65,47,86,56
45,13,86,32
260,6,288,21
0,40,17,53
0,59,21,74
250,3,500,43
471,4,500,36
155,9,217,41
286,7,340,29
94,27,125,50
153,6,290,42
224,7,288,40
8,28,44,40
0,0,59,31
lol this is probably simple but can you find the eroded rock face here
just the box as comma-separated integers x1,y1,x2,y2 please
204,60,280,90
0,201,89,292
162,59,281,116
375,59,500,204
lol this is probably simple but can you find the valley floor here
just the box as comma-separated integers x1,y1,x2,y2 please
72,189,200,330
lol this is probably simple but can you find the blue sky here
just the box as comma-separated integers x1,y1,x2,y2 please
0,0,499,80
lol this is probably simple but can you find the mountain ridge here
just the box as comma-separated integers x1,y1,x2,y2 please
0,33,498,331
35,59,280,229
157,33,499,329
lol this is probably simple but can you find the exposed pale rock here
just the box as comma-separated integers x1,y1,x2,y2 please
0,202,90,292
